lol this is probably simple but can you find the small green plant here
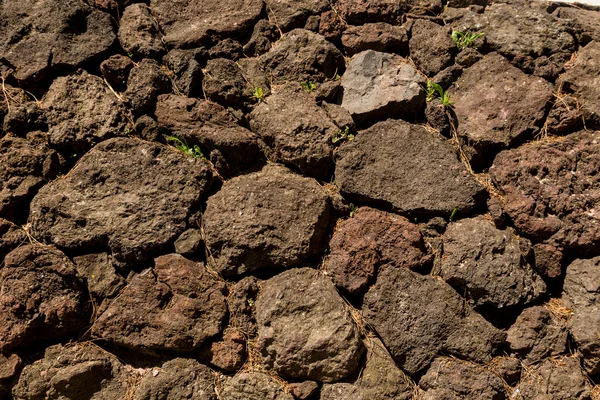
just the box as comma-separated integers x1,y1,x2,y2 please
252,86,264,100
449,208,458,222
168,136,205,159
301,81,316,93
331,126,355,144
349,203,359,218
334,73,341,81
451,30,484,50
426,80,453,107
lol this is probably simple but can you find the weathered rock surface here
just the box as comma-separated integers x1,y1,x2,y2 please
260,29,345,83
0,219,26,264
490,131,600,254
441,216,546,308
507,306,567,364
133,358,217,400
320,337,414,399
256,268,364,382
363,266,505,375
0,133,59,221
249,84,337,179
155,94,260,176
557,41,600,130
204,165,331,277
340,50,425,125
562,257,600,375
419,357,508,399
228,276,260,336
265,0,329,31
409,19,455,77
0,245,89,352
326,206,430,295
449,53,553,168
516,356,593,400
220,372,293,400
118,3,165,59
100,54,134,91
92,254,228,352
150,0,263,48
335,119,484,217
555,6,600,45
72,253,126,300
333,0,408,25
41,71,132,155
29,137,215,267
341,23,408,56
203,58,253,109
0,0,115,83
12,343,130,400
124,59,171,115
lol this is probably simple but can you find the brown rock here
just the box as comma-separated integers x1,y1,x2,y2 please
209,330,246,371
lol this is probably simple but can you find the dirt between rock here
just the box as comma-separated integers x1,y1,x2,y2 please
1,0,600,398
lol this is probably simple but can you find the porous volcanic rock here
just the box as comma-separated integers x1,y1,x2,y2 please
554,6,600,45
333,0,408,25
29,137,215,267
320,337,414,399
557,41,600,130
490,131,600,254
40,70,132,155
335,119,484,217
163,48,205,97
449,53,553,168
92,254,228,352
0,245,90,353
409,19,456,77
150,0,263,48
72,253,126,301
341,23,408,56
133,358,217,400
118,3,165,59
203,58,253,109
203,165,332,277
326,206,431,295
228,276,260,336
441,216,546,308
264,0,330,31
515,356,593,400
0,219,26,264
0,0,115,83
443,2,576,60
220,372,293,400
260,29,345,83
419,357,508,399
340,50,425,125
155,94,260,177
249,83,338,179
0,133,59,221
12,343,130,400
562,257,600,375
256,268,364,382
124,59,171,115
100,54,134,90
363,266,505,375
506,306,568,364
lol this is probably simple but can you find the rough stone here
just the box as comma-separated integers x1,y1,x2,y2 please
532,243,563,279
333,0,407,25
256,268,364,382
228,276,260,336
326,206,431,295
507,306,568,363
41,70,132,155
562,257,600,375
204,165,331,277
544,94,584,137
363,266,504,375
335,119,484,218
289,381,319,400
92,254,228,352
0,0,115,83
0,219,26,264
265,0,329,31
150,0,263,48
155,94,260,177
554,6,600,46
490,131,600,254
0,245,89,353
260,29,345,83
203,58,253,109
208,39,243,61
174,229,203,256
163,48,205,97
249,83,337,179
29,137,215,267
419,357,508,399
0,133,59,222
449,53,553,168
341,23,408,56
557,41,600,130
118,3,165,60
243,20,280,57
441,216,546,308
133,358,217,400
208,330,246,372
124,59,171,115
220,372,293,400
409,19,455,77
100,54,134,91
72,253,125,300
340,50,425,125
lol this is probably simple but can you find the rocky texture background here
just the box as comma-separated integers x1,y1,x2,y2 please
1,0,600,398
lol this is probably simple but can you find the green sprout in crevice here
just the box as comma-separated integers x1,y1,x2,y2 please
451,30,484,50
331,126,355,144
426,80,453,107
168,136,205,159
252,86,264,100
301,81,317,93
